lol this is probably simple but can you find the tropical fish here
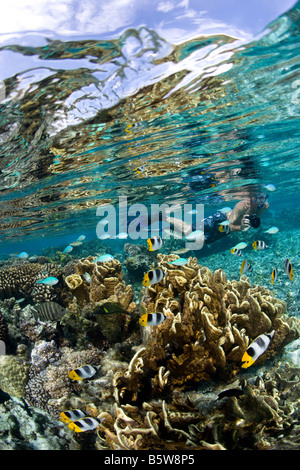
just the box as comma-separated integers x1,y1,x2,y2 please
134,165,145,174
232,242,248,250
220,207,232,214
271,267,278,285
93,254,114,263
252,240,268,251
139,312,166,327
60,409,86,424
264,184,276,191
28,255,38,261
31,302,66,321
241,330,275,368
76,235,86,242
82,272,92,283
142,268,165,286
218,220,230,226
115,232,128,239
62,245,73,254
218,224,231,234
264,227,279,234
99,234,110,240
168,258,188,266
231,248,243,256
185,230,204,241
68,417,100,433
36,277,59,286
68,365,98,381
69,241,83,246
173,248,189,255
284,258,294,282
147,235,163,252
240,259,253,276
15,298,25,303
17,252,29,260
95,302,133,317
187,209,198,215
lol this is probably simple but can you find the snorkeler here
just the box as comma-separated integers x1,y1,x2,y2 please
167,194,269,245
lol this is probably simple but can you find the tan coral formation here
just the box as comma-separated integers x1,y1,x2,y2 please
96,361,300,450
63,255,136,343
114,254,299,400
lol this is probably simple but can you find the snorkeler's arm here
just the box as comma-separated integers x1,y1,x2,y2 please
228,200,250,232
165,216,193,236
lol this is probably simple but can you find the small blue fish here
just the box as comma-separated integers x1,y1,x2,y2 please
220,207,232,214
18,252,29,260
15,298,25,304
218,220,230,226
62,246,73,254
36,277,59,286
232,242,248,250
83,272,91,283
76,235,86,242
93,254,114,263
115,232,128,239
185,230,204,241
264,227,279,234
264,184,276,192
168,258,188,266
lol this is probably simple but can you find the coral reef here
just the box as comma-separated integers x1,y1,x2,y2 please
0,310,9,346
1,250,299,450
112,254,299,402
0,262,63,303
96,362,300,450
0,355,29,397
124,243,155,282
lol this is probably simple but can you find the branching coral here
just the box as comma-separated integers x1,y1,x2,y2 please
0,262,63,303
113,255,300,402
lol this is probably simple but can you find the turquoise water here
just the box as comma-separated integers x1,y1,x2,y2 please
0,3,299,252
0,0,300,452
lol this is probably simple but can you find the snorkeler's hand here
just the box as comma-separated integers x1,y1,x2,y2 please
166,216,192,236
240,214,251,231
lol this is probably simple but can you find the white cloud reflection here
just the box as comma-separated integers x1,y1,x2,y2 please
0,0,297,42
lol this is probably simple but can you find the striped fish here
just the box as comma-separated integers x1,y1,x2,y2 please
252,240,268,250
31,302,66,321
284,258,294,281
60,409,86,424
139,312,166,327
231,248,243,256
271,267,278,285
68,417,100,433
142,268,165,286
68,364,98,381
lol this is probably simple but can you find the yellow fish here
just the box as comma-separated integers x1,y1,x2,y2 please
139,312,166,327
142,268,165,286
284,257,294,281
68,417,100,433
68,365,98,381
241,331,274,368
59,409,86,424
147,235,163,251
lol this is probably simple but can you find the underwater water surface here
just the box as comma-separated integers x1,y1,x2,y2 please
0,0,300,452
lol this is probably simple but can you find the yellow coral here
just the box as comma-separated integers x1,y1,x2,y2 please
65,274,83,290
